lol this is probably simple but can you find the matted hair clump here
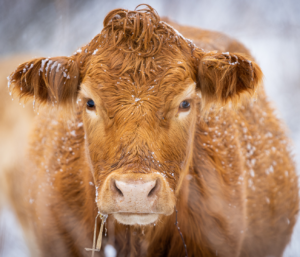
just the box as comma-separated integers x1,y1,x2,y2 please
102,4,180,57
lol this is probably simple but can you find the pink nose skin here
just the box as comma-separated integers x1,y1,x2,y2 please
111,179,160,213
98,172,175,218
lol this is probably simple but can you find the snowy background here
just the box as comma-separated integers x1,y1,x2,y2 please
0,0,299,256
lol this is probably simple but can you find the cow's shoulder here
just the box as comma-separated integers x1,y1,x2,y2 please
162,17,250,55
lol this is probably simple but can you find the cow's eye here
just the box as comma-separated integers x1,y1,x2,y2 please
179,100,190,111
86,99,95,110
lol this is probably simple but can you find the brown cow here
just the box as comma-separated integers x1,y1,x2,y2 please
7,4,299,257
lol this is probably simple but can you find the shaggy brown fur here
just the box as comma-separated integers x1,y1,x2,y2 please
7,4,299,257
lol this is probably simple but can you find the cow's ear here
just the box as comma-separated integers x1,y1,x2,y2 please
197,51,263,110
8,56,80,111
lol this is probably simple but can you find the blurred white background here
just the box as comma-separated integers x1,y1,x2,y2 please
0,0,299,256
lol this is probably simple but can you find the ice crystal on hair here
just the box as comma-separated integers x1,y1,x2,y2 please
39,58,48,75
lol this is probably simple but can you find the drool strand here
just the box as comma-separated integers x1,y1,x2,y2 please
175,208,188,257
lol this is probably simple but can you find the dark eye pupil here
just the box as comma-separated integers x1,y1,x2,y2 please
87,100,95,108
180,101,190,109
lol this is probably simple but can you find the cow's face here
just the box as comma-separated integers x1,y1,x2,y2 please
9,5,262,226
79,55,200,224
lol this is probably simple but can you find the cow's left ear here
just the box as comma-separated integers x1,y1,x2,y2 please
197,51,263,109
8,56,80,111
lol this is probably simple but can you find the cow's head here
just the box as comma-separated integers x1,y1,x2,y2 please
8,5,262,225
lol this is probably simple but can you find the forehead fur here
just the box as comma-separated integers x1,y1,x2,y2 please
75,4,199,87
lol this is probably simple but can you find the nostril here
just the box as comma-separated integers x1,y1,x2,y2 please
113,180,124,197
147,180,159,197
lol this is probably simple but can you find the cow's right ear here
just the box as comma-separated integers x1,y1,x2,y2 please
8,56,80,111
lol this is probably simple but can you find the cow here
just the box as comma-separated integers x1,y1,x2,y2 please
7,4,299,257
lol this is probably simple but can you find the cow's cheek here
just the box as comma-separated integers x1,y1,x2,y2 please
83,119,107,171
175,113,197,194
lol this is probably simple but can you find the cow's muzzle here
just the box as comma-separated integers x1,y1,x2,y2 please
97,171,175,225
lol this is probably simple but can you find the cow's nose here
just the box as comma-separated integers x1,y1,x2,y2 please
112,179,159,199
98,172,175,217
106,176,162,213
